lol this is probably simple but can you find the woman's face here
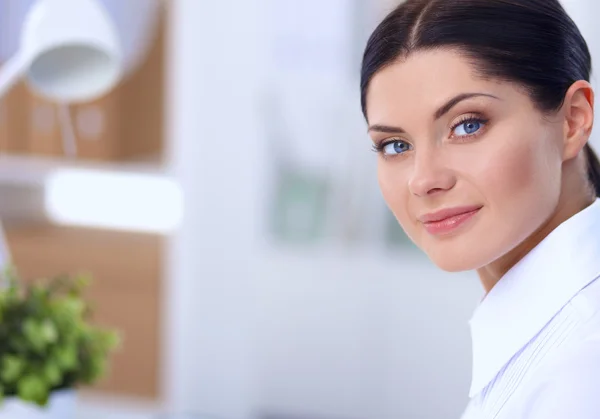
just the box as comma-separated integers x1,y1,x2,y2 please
366,49,566,271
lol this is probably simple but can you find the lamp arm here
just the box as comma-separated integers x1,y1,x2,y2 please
57,103,78,157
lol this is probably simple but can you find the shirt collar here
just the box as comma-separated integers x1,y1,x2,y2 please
469,199,600,397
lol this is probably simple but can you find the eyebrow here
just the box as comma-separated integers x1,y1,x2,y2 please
367,92,500,133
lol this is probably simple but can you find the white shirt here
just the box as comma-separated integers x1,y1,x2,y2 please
461,199,600,419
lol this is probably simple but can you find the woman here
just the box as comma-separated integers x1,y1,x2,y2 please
361,0,600,418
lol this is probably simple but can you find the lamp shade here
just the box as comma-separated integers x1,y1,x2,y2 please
23,0,123,102
0,0,124,103
0,0,161,78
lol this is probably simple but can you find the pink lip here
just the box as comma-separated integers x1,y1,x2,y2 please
419,205,482,235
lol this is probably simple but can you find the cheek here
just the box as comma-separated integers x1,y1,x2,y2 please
469,126,562,211
478,138,539,199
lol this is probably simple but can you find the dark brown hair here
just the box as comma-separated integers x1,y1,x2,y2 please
360,0,600,196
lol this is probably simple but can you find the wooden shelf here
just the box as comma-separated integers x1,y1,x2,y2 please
0,154,179,234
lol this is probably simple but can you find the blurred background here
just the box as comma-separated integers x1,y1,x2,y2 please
0,0,598,418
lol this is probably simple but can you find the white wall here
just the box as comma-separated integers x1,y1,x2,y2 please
164,0,266,417
254,251,479,419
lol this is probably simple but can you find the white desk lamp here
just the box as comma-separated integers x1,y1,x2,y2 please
0,0,123,103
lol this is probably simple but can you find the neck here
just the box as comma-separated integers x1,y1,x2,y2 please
477,186,595,294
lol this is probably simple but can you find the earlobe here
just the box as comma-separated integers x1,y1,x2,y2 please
562,81,594,161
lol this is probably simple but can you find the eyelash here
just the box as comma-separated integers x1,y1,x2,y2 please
371,114,489,155
371,141,397,154
449,114,489,140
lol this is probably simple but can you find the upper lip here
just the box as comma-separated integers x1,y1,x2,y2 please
418,205,482,223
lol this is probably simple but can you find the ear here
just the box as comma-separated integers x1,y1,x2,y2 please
562,80,594,161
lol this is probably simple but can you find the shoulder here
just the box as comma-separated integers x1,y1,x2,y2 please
524,336,600,419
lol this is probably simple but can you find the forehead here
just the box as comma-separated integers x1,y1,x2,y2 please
365,49,518,122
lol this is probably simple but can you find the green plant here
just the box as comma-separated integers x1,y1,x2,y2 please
0,267,120,407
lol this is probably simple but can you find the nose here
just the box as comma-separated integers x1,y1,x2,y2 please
408,149,456,197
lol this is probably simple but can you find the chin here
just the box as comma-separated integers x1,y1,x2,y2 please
423,246,485,272
431,258,475,273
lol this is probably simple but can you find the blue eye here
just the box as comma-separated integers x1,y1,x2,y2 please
382,140,412,155
453,119,485,136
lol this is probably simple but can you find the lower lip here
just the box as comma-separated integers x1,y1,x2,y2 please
423,208,481,236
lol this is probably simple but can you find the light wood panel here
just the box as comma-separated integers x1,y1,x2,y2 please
4,224,163,399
